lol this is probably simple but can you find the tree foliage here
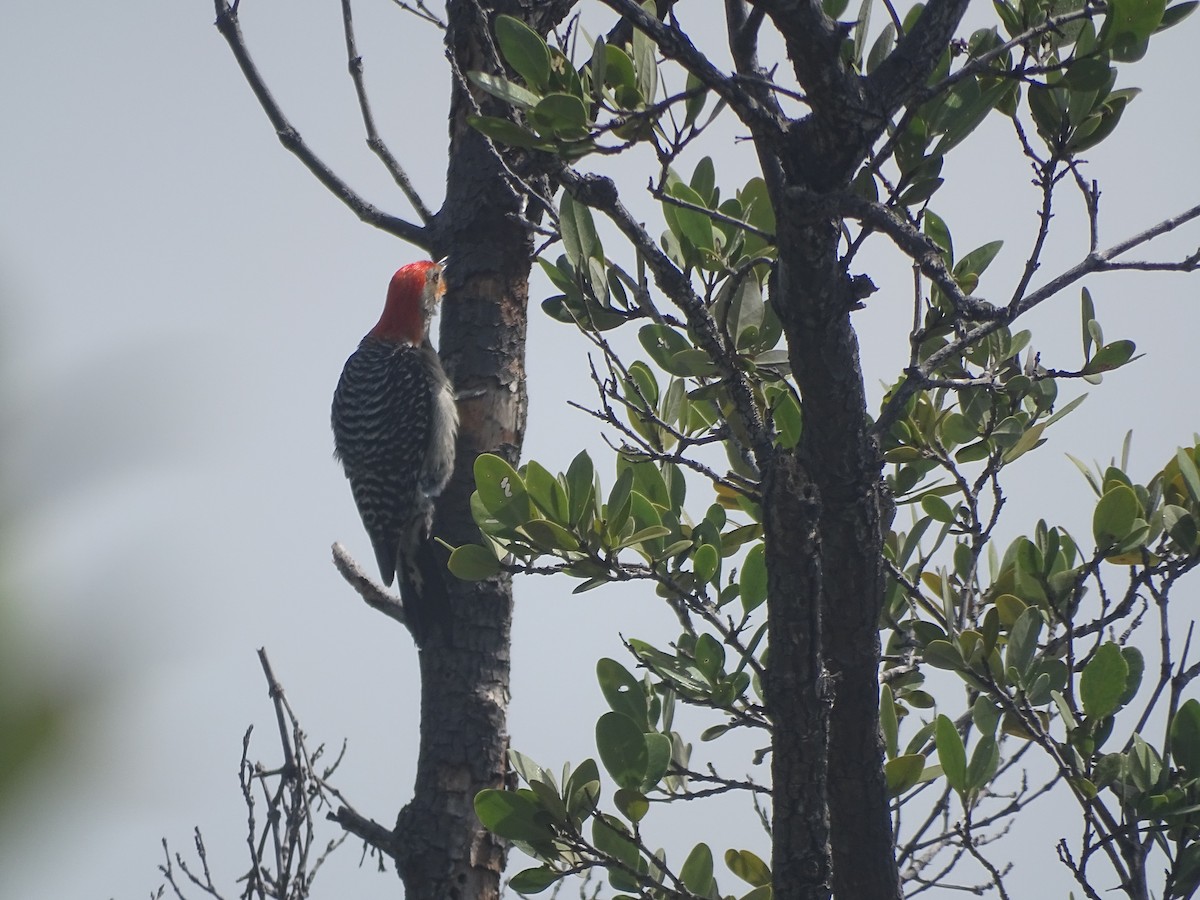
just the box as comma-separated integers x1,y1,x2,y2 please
448,1,1200,898
201,0,1200,898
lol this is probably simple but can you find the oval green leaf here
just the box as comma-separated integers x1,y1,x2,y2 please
596,711,649,790
1080,642,1130,719
448,544,502,581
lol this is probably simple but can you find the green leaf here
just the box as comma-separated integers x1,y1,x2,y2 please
596,712,649,789
528,778,570,827
740,543,768,614
642,732,673,789
631,2,659,103
1129,733,1163,791
1064,56,1114,92
1006,607,1043,685
880,683,899,759
1081,287,1097,358
725,848,771,886
468,115,551,149
679,843,714,895
936,714,968,794
565,758,601,823
690,156,717,205
1028,82,1066,139
508,866,562,895
693,543,720,585
1171,699,1200,775
1081,642,1130,718
886,753,927,797
603,44,638,93
508,749,545,786
921,494,956,523
966,734,999,790
694,632,725,681
683,72,708,125
1118,646,1145,708
494,15,552,91
1164,505,1199,550
474,789,554,843
1093,484,1140,546
591,814,641,882
613,787,650,823
924,210,953,262
638,323,690,366
1161,1,1199,29
597,658,650,727
851,0,873,68
560,191,601,269
954,240,1004,283
932,80,1010,156
467,71,541,110
589,36,608,100
1176,447,1200,503
924,639,965,670
475,453,533,526
524,460,570,523
606,466,635,538
1082,339,1136,375
770,389,803,449
448,544,502,581
666,180,715,252
529,93,589,139
867,22,897,73
1099,0,1168,61
565,450,597,527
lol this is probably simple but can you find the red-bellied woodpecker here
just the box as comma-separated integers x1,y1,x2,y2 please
331,260,458,598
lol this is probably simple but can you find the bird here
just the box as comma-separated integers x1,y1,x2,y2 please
331,260,458,601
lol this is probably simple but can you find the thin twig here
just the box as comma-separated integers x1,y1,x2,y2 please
213,1,429,246
332,542,409,626
341,0,434,222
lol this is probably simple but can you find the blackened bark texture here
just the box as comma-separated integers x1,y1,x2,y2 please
386,2,552,897
763,453,831,900
744,3,971,898
771,213,895,900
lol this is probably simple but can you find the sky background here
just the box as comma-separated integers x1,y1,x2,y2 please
1,2,1198,898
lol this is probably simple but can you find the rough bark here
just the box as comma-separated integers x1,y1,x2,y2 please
748,3,970,898
383,4,544,896
763,453,831,900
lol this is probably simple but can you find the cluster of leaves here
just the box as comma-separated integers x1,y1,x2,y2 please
540,173,797,474
450,450,764,608
474,657,770,898
848,0,1194,208
882,418,1200,889
469,7,712,159
457,1,1200,895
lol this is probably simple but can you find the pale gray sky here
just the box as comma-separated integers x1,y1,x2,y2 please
2,2,1198,898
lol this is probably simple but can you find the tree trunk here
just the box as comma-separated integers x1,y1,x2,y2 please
764,452,832,900
388,2,542,896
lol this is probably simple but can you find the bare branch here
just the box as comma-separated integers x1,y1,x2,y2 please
341,0,435,222
213,1,429,246
386,0,446,29
873,201,1200,435
789,187,1004,322
331,542,409,626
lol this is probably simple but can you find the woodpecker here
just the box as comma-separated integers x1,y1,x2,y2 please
331,260,458,597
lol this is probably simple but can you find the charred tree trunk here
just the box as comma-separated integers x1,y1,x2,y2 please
750,3,971,898
387,3,572,896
